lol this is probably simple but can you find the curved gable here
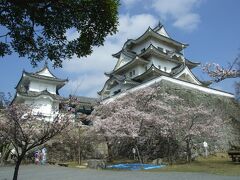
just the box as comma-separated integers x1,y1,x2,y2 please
174,66,201,85
37,68,55,78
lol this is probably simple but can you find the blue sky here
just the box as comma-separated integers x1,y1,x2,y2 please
0,0,240,98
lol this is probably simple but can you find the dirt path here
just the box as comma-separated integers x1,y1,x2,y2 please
0,164,239,180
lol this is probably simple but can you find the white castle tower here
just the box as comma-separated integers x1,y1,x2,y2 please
13,62,68,121
98,23,233,99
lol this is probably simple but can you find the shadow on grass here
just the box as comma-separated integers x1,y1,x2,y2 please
147,153,240,176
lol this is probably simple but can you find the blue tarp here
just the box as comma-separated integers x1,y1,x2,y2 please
107,163,166,170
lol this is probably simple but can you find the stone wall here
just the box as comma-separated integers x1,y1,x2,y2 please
157,80,240,150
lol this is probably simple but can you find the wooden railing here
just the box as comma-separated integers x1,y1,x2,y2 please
228,151,240,162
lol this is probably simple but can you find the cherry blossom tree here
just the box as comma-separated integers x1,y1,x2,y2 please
203,54,240,99
0,93,12,165
90,96,146,161
0,104,70,180
0,110,11,165
172,105,223,162
54,121,93,164
203,54,240,82
90,89,151,161
90,86,224,163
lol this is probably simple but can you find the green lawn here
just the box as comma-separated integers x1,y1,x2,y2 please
148,153,240,176
65,153,240,176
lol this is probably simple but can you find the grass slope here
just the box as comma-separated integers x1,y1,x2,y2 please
149,153,240,176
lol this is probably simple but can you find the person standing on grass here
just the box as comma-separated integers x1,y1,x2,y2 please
203,141,208,157
34,151,40,165
41,148,47,165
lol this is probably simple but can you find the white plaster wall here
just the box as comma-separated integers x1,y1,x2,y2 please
124,64,146,78
25,97,53,115
110,83,132,96
35,98,52,115
135,65,145,76
110,84,122,95
132,39,152,54
125,68,134,78
151,39,175,53
131,38,176,54
25,99,34,106
122,53,132,62
53,102,59,113
29,80,56,94
174,66,201,85
24,96,60,120
149,56,177,73
37,69,54,77
156,27,169,37
115,53,132,70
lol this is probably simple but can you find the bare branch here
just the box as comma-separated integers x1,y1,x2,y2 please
0,103,70,179
202,55,240,82
0,32,10,38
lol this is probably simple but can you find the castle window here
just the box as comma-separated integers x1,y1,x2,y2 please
145,66,148,71
158,65,161,70
114,89,121,95
129,71,132,77
141,48,145,53
132,70,135,75
158,47,163,52
166,49,171,54
164,67,167,72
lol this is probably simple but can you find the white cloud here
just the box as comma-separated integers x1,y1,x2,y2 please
64,73,107,97
117,14,158,40
173,13,200,31
62,13,158,97
61,1,204,97
152,0,202,31
152,0,200,16
65,28,80,41
122,0,142,7
120,0,203,32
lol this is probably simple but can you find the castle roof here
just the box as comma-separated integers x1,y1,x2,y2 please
25,62,68,82
123,26,188,51
110,44,199,76
108,56,148,76
133,64,169,82
23,71,68,83
69,95,99,105
112,49,136,59
16,90,62,101
103,76,234,104
138,44,199,69
98,23,215,99
15,63,68,91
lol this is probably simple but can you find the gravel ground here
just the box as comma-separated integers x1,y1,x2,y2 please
0,164,239,180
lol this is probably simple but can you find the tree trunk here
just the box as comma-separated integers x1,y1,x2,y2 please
80,151,82,165
0,144,11,165
73,148,76,162
104,136,112,162
167,137,173,165
13,153,25,180
186,138,192,163
135,145,143,164
78,126,81,164
106,141,112,162
78,144,81,165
